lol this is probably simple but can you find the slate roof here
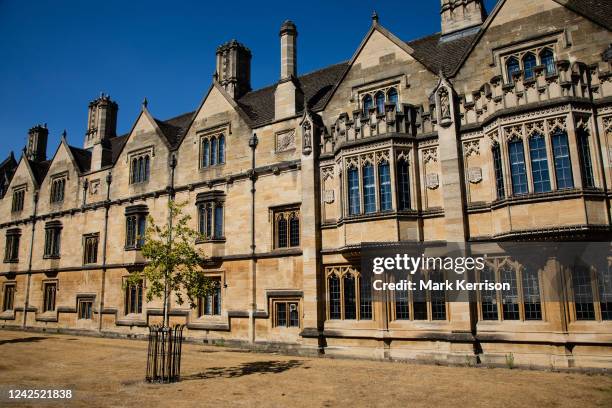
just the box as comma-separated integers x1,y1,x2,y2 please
68,145,92,173
108,134,129,165
236,62,349,127
554,0,612,30
29,160,51,185
405,30,480,77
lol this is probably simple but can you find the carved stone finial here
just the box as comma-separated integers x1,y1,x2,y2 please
142,97,148,109
371,10,379,24
61,129,67,139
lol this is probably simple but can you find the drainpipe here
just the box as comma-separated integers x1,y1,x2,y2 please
98,172,112,332
22,191,39,328
248,133,258,343
163,154,177,328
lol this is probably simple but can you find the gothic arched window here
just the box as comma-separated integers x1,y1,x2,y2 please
375,91,385,114
289,212,300,247
508,139,528,195
378,160,391,211
214,203,223,238
210,137,218,166
328,274,341,320
552,129,574,189
387,88,398,111
528,133,551,193
577,128,594,188
540,48,555,76
202,139,210,168
492,144,505,200
362,163,376,213
362,94,373,115
218,134,225,164
137,157,144,182
277,214,287,248
523,53,537,80
397,158,410,210
343,273,356,319
144,155,150,182
506,57,520,83
131,158,138,183
348,167,360,215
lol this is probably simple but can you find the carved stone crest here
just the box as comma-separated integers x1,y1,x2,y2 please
467,167,482,184
323,190,335,204
89,179,100,196
275,129,296,152
426,173,439,189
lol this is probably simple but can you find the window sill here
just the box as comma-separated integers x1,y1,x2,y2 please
43,255,61,260
196,237,226,244
491,188,604,208
3,259,19,264
200,164,226,171
272,246,301,252
124,246,143,252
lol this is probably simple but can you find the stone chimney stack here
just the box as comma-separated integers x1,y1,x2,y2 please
275,20,303,120
26,124,48,163
215,40,252,99
441,0,486,35
84,93,118,150
280,20,297,80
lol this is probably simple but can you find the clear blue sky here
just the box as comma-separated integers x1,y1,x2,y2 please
0,0,497,161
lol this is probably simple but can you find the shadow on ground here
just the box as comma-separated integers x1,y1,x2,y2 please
182,360,304,381
0,336,48,346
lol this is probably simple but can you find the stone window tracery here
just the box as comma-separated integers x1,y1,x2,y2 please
200,134,226,168
477,258,542,321
360,85,400,115
326,266,372,321
503,46,556,83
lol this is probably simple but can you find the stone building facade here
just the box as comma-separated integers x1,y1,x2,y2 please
1,0,612,369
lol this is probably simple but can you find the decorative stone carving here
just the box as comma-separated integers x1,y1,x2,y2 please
275,129,296,152
396,149,411,163
426,173,439,189
463,140,480,157
439,88,450,119
423,148,438,163
546,116,567,134
467,167,482,184
89,179,100,196
525,120,545,137
322,166,334,181
302,121,312,156
323,190,335,204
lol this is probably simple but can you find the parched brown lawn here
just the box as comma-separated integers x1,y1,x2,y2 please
0,330,611,408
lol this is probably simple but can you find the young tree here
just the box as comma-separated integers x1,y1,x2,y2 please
126,200,216,327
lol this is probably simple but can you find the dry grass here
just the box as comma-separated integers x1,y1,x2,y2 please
0,330,611,407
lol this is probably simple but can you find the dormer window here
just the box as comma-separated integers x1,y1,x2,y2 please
200,134,225,168
375,91,385,114
522,53,537,80
506,57,520,83
503,46,556,84
540,48,556,76
362,95,373,116
130,153,150,184
50,176,66,204
360,86,399,116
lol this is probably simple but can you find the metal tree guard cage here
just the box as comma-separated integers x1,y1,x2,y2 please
146,324,185,383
